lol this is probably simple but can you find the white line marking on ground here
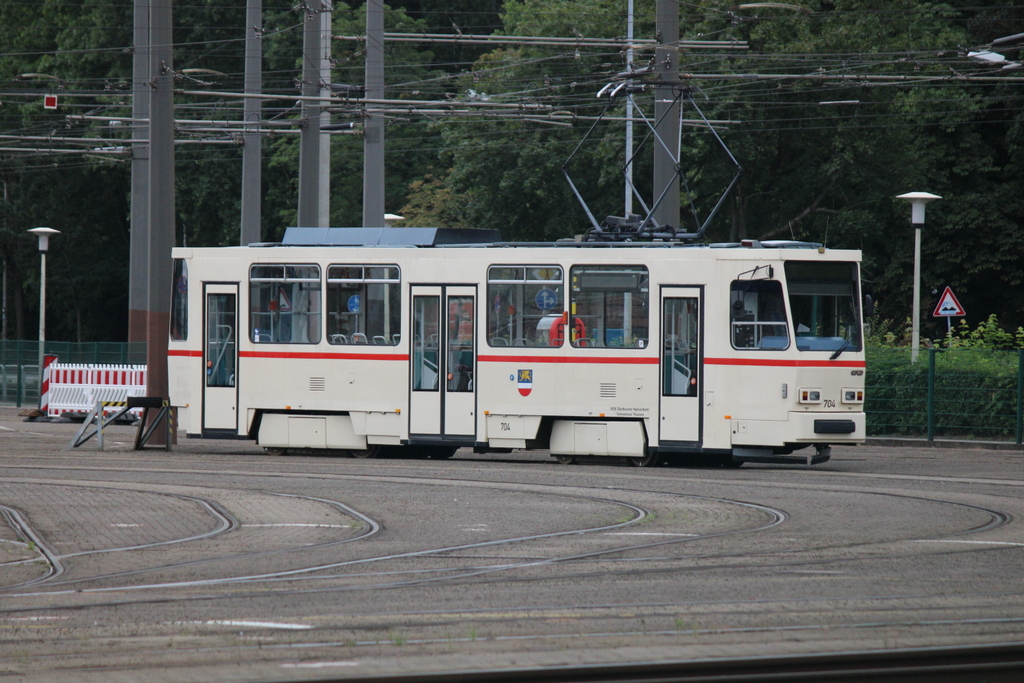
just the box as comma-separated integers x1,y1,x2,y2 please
606,532,698,536
184,620,313,630
913,539,1024,547
245,528,350,532
281,662,359,669
0,426,51,437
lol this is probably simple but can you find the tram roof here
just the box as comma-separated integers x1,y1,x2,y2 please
273,227,826,251
279,227,503,247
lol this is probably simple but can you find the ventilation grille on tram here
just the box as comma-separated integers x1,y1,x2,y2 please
600,383,616,399
309,377,326,392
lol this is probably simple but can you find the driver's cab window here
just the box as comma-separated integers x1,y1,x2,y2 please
730,280,789,350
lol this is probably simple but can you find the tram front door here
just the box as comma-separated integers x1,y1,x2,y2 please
409,285,477,441
202,283,238,434
660,287,702,444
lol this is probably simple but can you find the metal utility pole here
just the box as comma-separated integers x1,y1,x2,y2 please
147,0,174,407
362,0,385,227
240,0,262,245
297,0,322,227
319,5,332,227
128,0,150,343
2,261,6,340
653,0,681,229
625,0,634,216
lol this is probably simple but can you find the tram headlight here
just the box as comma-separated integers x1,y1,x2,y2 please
799,388,822,404
841,388,865,404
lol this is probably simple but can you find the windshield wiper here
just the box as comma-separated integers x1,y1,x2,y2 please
830,337,852,361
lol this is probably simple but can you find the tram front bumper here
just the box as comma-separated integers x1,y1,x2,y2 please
730,411,866,448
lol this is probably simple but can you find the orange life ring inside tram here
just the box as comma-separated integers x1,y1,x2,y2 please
549,311,588,346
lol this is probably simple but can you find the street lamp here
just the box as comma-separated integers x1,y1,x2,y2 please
28,227,59,405
895,192,941,363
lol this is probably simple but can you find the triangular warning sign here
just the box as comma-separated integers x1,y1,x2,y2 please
277,285,292,311
932,286,965,317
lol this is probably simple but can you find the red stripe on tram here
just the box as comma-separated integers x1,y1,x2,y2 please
478,354,659,365
704,357,866,368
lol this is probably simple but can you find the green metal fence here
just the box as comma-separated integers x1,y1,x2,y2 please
866,347,1024,444
0,341,147,407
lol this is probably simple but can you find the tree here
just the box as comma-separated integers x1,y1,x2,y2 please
428,1,658,240
4,0,1024,341
678,1,1024,331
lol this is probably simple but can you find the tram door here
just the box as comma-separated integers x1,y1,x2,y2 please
409,285,477,439
203,283,238,433
660,287,702,444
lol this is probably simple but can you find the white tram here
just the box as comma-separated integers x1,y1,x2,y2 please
168,227,866,466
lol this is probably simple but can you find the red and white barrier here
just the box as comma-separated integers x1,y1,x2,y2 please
39,354,58,414
47,363,148,417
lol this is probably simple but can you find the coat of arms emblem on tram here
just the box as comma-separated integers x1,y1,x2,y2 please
517,369,533,396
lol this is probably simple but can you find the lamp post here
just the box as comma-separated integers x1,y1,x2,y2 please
28,227,59,403
895,192,941,363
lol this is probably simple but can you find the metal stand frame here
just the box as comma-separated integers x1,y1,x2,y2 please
69,396,173,451
132,397,173,451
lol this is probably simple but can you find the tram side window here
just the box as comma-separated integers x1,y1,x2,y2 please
327,265,400,345
487,266,563,347
568,265,649,348
730,280,789,350
249,264,322,344
170,258,188,341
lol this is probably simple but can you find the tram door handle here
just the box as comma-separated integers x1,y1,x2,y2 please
705,391,714,407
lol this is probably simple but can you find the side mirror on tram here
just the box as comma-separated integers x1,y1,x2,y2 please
863,294,875,317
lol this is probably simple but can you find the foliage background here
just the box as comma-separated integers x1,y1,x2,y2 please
0,0,1022,342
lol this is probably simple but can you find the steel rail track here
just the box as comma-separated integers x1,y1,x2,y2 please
0,470,796,605
26,490,379,590
3,603,1024,676
0,457,1021,680
0,482,657,598
0,504,64,586
253,642,1024,683
0,468,1012,608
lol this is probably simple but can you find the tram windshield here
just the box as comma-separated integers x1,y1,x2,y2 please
785,261,862,352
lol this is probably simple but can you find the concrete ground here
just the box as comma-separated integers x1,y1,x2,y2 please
0,406,1021,681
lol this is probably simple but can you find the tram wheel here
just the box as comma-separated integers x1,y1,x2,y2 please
263,447,288,456
629,452,661,467
349,445,382,459
554,454,577,465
